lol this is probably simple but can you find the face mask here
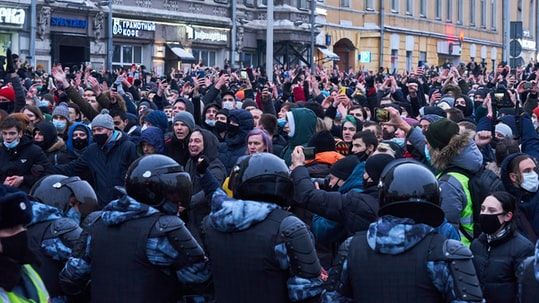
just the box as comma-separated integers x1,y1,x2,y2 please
3,138,19,150
277,118,287,128
36,85,43,91
228,124,240,135
391,137,406,148
424,145,431,162
72,137,88,150
215,121,228,133
205,119,216,127
521,171,539,192
478,213,504,234
93,133,109,146
222,101,235,110
0,231,34,264
455,105,467,113
38,100,49,107
355,151,368,161
53,119,67,131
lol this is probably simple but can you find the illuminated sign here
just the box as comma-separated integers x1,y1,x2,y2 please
0,7,25,25
51,17,87,29
113,18,156,37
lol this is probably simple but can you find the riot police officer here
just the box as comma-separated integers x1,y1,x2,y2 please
519,241,539,303
199,152,324,303
27,175,97,302
59,154,209,303
324,159,483,302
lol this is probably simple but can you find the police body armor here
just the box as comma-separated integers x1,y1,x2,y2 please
27,218,81,298
519,256,539,303
203,208,291,303
90,213,180,303
346,231,482,303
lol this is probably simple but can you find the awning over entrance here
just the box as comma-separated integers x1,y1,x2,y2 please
167,43,195,62
317,47,340,61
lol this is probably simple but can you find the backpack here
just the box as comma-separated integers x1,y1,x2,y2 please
439,166,505,240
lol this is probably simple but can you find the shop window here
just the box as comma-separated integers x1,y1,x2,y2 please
242,53,254,67
0,34,10,57
113,45,143,66
193,49,217,67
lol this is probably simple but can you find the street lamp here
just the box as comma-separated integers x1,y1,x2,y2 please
97,1,113,72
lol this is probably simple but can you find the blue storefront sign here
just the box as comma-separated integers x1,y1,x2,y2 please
51,17,87,29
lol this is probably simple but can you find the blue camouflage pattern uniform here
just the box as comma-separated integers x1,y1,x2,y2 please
323,216,477,303
59,195,210,298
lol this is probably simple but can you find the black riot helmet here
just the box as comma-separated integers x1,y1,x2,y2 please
30,174,98,217
125,154,192,210
378,159,444,227
231,153,293,206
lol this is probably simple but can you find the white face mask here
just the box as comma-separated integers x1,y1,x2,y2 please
222,101,235,110
521,171,539,192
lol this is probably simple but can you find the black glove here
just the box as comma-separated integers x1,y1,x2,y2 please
196,156,209,175
5,48,14,74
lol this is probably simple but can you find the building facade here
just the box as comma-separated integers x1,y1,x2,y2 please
317,0,513,72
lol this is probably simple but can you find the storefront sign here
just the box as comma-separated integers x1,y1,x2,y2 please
194,28,227,42
359,51,371,63
51,17,87,29
113,18,156,37
0,7,25,25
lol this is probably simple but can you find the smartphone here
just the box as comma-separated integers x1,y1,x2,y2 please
376,108,390,122
240,70,248,79
196,70,205,78
339,87,347,95
303,147,315,160
524,82,533,90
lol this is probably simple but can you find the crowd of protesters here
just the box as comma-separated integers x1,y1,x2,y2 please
0,45,539,302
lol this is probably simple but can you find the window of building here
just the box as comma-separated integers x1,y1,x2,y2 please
113,45,142,66
391,49,398,72
365,0,374,10
419,51,427,63
406,51,413,71
530,0,535,37
298,0,309,9
192,49,216,67
260,0,267,5
391,0,399,12
420,0,427,17
457,0,463,24
446,0,453,22
435,0,442,19
480,0,486,27
490,0,496,30
242,53,255,67
340,0,350,8
406,0,413,14
214,0,229,3
470,0,476,26
244,0,255,7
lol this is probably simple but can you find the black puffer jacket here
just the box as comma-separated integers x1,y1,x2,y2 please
470,225,534,303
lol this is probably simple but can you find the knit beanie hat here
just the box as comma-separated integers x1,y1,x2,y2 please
91,109,115,130
173,111,195,131
425,118,460,150
308,130,336,153
365,154,395,184
420,114,443,124
533,106,539,119
0,185,32,229
330,156,360,180
0,86,15,102
495,123,513,138
144,110,168,132
241,99,258,110
52,102,70,120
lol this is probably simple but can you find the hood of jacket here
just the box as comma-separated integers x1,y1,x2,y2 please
288,108,317,146
367,215,435,255
430,130,483,173
225,109,254,148
46,137,66,153
339,161,365,194
193,128,220,161
100,195,159,226
140,126,165,154
208,188,279,232
34,120,58,151
500,152,528,195
66,122,93,153
28,201,63,225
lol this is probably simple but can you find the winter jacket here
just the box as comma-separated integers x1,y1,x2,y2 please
140,126,165,154
50,131,138,207
185,128,226,242
34,120,74,166
430,130,483,235
305,151,344,178
0,135,50,192
281,108,317,165
470,225,534,303
165,133,190,167
501,153,539,240
218,109,254,173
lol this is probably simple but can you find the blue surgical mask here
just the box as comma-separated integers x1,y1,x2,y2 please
3,138,20,149
205,119,216,127
521,171,539,192
222,101,235,110
53,119,67,131
277,118,287,128
38,100,50,107
424,145,431,163
391,137,406,148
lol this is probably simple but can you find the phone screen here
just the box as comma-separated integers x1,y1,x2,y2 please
376,108,390,122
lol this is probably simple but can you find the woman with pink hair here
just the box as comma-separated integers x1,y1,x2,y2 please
246,128,273,155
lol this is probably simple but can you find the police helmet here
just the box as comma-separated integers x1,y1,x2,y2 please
30,175,98,217
125,154,192,207
231,153,292,206
378,159,444,227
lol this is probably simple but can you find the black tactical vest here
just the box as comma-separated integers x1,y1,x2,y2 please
203,208,291,303
27,221,64,297
90,213,179,303
348,231,446,303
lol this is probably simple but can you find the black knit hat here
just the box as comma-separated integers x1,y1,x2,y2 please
308,130,336,153
0,185,32,230
365,154,395,184
330,156,360,180
425,118,460,150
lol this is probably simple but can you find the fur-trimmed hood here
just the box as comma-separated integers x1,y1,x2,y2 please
46,137,66,153
429,130,483,172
